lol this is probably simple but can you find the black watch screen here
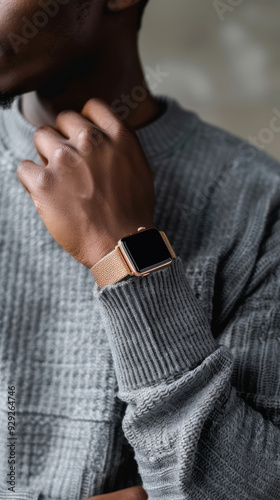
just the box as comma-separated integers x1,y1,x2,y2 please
120,228,172,274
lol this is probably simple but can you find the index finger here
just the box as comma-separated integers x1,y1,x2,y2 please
81,98,128,139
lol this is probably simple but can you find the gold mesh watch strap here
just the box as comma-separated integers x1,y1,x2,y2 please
90,229,176,289
90,245,131,290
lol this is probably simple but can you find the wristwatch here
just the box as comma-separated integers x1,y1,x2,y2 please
90,226,176,290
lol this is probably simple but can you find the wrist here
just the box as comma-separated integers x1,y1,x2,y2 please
85,221,155,269
90,226,176,290
83,238,117,270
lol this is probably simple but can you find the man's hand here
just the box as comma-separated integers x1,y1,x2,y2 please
82,486,148,500
17,98,155,269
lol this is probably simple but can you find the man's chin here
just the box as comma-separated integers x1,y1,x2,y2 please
0,90,19,110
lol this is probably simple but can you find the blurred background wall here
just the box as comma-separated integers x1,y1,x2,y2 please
139,0,280,161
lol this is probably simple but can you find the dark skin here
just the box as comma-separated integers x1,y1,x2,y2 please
83,486,148,500
1,0,159,497
0,0,160,129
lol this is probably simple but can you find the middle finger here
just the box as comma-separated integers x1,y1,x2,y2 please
55,110,105,148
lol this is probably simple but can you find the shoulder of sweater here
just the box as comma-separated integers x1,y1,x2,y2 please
187,117,280,234
177,113,280,181
168,112,280,211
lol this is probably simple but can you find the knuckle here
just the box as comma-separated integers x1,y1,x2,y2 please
51,145,76,165
37,168,54,190
17,160,26,172
33,125,49,139
83,97,105,111
92,97,106,106
77,127,94,144
55,109,75,126
78,127,104,149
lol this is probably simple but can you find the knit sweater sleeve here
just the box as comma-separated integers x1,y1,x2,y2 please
92,204,280,497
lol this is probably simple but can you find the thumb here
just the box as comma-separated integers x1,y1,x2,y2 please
17,160,43,195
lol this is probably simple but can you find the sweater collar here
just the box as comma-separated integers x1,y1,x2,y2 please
0,94,198,162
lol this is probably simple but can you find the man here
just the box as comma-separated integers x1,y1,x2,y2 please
0,0,280,499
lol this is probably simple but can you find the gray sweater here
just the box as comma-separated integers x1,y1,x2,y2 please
0,95,280,500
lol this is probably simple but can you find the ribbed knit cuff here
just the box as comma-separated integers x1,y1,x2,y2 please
93,257,217,393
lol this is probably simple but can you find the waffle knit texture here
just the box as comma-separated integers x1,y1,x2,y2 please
0,95,280,500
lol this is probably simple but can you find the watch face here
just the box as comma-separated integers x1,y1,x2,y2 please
120,228,172,273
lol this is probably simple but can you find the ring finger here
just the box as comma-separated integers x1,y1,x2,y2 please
33,125,69,166
55,110,106,151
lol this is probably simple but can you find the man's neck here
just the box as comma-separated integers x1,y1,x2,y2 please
21,48,163,131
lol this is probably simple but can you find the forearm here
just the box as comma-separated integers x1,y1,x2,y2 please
93,257,280,499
